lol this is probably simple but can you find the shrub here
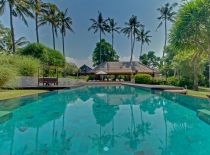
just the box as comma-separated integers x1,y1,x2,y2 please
16,56,40,76
0,54,40,77
0,67,14,87
87,75,94,81
179,77,193,89
135,74,152,84
152,78,167,85
167,76,179,86
20,43,65,67
62,63,78,76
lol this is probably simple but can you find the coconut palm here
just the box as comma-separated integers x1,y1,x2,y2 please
30,0,47,43
39,3,59,50
157,2,178,58
58,9,73,58
121,15,142,62
137,28,151,60
107,18,120,57
88,11,108,64
0,0,33,53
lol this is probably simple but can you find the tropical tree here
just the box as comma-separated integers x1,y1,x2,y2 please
39,3,59,50
58,9,73,58
121,15,142,62
169,0,210,90
0,0,33,53
157,2,178,58
92,39,119,66
107,18,120,57
1,28,29,52
30,0,47,43
140,51,160,68
88,11,108,64
136,28,151,59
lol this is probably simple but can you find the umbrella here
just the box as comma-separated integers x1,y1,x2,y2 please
96,71,107,81
96,71,107,75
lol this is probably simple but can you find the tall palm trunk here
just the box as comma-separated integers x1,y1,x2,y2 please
9,3,15,53
140,42,143,60
52,24,55,50
130,30,133,62
35,13,39,43
35,0,39,43
130,32,136,62
111,30,114,57
99,30,102,64
62,32,65,57
163,18,167,58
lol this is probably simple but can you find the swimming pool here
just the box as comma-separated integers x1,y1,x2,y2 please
0,85,210,155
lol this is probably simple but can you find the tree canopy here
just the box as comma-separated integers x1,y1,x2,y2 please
92,39,119,66
139,51,160,68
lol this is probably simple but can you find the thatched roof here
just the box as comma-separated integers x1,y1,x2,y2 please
91,61,158,74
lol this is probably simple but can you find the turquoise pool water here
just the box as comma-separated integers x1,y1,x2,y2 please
0,85,210,155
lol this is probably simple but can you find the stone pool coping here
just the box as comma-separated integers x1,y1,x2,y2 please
122,83,187,94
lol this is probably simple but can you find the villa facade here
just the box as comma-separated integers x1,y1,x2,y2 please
91,61,159,76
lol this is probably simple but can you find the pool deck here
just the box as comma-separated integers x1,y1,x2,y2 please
123,83,187,94
3,80,187,94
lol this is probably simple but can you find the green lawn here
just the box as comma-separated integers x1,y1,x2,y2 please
0,89,48,101
187,87,210,99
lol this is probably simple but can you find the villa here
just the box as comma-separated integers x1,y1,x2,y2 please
91,61,159,80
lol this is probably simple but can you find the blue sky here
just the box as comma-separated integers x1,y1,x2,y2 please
0,0,181,67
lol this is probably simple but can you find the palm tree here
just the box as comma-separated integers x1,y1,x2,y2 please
0,0,33,53
121,15,142,62
107,18,120,57
137,28,151,60
157,2,178,58
58,9,73,58
88,11,108,64
39,3,59,50
31,0,47,43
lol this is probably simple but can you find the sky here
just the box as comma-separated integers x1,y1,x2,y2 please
0,0,182,67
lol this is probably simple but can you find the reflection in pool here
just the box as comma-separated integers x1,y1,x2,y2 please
0,85,210,155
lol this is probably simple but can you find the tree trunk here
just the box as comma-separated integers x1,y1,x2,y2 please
62,32,65,58
35,12,39,43
130,32,136,63
9,3,15,53
130,31,133,62
163,18,167,58
52,24,55,50
139,42,143,61
99,30,102,64
35,0,39,43
193,58,199,91
112,30,114,58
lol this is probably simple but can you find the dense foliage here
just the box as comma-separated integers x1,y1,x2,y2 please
168,0,210,90
19,43,65,67
135,74,152,84
0,54,40,77
0,66,14,87
92,39,119,66
140,51,160,68
62,63,79,76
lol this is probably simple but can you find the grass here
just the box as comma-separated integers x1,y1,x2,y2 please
187,87,210,99
0,89,48,101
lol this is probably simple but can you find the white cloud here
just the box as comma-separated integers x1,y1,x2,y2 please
66,56,93,68
120,55,139,62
